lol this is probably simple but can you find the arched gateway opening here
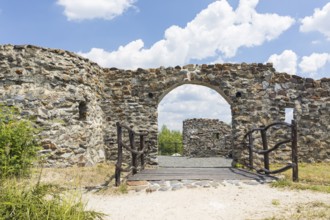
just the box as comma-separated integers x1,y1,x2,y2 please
157,83,233,166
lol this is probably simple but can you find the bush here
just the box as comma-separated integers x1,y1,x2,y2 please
0,105,105,220
0,105,40,177
158,125,183,155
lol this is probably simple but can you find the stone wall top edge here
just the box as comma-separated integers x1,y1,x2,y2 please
105,62,276,72
183,118,229,123
2,44,329,83
272,71,330,83
0,44,102,69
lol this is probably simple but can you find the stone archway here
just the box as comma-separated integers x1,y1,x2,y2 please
105,64,276,164
157,83,232,158
157,81,233,106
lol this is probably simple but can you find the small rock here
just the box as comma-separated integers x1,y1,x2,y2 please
61,153,72,159
171,185,183,191
158,186,171,192
146,185,158,193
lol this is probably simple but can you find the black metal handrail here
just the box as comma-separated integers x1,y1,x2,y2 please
115,122,149,186
243,120,298,182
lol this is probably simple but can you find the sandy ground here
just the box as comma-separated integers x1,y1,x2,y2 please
84,183,330,220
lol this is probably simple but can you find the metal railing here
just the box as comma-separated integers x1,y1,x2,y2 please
115,122,149,186
243,120,298,182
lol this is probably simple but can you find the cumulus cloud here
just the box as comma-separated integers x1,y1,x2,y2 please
57,0,136,21
300,3,330,40
298,53,330,75
80,0,295,69
158,85,231,131
267,50,298,74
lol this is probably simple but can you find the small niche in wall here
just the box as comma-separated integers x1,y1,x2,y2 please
285,108,294,123
213,132,220,140
235,91,242,98
79,101,88,121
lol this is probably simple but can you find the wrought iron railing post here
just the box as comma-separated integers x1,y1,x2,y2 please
140,135,145,170
129,130,137,175
260,126,270,174
248,133,254,168
115,122,123,186
291,120,299,182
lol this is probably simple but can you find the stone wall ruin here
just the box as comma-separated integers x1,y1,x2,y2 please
182,119,232,157
0,44,329,168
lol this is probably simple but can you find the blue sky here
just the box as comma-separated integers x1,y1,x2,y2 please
1,0,329,131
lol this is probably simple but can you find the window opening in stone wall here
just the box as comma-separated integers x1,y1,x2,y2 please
285,108,294,123
157,84,232,165
79,101,87,121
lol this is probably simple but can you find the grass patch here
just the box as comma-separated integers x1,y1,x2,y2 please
0,162,120,219
264,201,330,220
271,163,330,193
36,163,116,188
0,179,105,220
109,183,128,194
35,163,131,195
271,199,280,206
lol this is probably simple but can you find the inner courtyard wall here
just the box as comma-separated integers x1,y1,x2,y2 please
182,119,232,157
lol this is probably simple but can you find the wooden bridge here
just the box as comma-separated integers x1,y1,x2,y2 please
127,155,274,182
127,167,274,182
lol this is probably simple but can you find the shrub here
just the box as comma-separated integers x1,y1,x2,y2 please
0,105,40,177
0,105,105,220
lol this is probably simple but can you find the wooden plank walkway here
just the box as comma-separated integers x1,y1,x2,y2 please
127,167,275,181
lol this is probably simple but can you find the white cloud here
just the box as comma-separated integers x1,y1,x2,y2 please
158,85,231,131
298,53,330,75
57,0,136,21
267,50,298,74
80,0,295,69
300,3,330,40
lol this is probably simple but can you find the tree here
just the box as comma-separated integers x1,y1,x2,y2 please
158,125,182,155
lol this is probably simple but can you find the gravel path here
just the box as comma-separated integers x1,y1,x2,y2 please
85,183,330,220
157,156,232,168
85,157,329,219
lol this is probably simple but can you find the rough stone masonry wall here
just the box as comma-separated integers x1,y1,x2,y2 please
260,73,330,163
0,44,329,168
182,119,232,157
0,45,107,167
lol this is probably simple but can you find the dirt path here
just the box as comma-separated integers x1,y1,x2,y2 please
84,183,330,220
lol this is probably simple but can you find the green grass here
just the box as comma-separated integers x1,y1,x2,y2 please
271,199,280,206
271,163,330,193
0,178,105,220
264,201,330,220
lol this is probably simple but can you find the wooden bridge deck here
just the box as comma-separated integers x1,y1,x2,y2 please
127,167,275,182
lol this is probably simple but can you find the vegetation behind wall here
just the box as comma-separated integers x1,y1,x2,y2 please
158,125,183,155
